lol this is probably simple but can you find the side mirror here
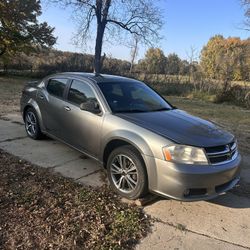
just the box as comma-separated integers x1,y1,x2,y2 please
80,100,101,114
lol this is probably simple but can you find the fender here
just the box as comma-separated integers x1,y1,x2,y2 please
101,130,154,158
26,98,46,132
101,130,159,190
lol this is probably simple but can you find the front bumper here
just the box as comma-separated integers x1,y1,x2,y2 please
145,154,241,201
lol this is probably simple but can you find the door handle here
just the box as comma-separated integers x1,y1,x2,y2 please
64,106,71,111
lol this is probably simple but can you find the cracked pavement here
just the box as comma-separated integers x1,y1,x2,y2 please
1,114,250,249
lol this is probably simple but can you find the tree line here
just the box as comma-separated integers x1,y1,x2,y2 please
136,36,250,82
1,0,249,80
0,49,129,76
1,34,249,83
137,48,193,76
0,47,195,77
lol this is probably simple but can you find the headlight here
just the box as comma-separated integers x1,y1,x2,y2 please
163,144,208,165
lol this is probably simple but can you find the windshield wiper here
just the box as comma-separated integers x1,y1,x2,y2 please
115,109,148,113
152,107,172,112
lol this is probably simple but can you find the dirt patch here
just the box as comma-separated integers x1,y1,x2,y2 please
0,150,151,249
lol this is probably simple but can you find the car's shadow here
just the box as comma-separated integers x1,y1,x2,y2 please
208,190,250,209
208,179,250,209
143,188,250,209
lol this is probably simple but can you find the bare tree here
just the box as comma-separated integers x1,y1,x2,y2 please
53,0,163,73
186,46,198,82
129,35,139,73
242,0,250,30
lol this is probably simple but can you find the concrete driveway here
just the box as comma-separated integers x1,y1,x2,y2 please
0,114,105,187
1,114,250,250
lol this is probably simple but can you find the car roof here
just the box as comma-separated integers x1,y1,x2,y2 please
52,72,140,84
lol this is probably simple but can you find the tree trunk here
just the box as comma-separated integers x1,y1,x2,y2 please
130,37,139,73
94,23,105,74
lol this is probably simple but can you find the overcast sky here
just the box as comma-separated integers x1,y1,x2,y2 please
39,0,249,61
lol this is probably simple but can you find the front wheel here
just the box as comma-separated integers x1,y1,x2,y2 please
24,107,43,140
107,145,148,200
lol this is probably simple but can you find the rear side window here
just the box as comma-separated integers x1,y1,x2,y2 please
47,78,68,98
68,80,97,105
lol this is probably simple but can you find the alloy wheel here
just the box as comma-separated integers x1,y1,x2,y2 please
25,111,37,137
110,154,139,193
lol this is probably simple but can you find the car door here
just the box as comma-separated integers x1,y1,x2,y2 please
37,77,69,138
61,79,104,158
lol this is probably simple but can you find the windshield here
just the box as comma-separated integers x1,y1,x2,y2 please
97,81,173,113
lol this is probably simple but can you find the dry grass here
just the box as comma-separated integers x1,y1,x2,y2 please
0,76,33,117
167,96,250,155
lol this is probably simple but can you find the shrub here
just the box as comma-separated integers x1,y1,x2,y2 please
215,85,250,108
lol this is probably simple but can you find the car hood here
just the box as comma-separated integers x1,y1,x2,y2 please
115,109,234,147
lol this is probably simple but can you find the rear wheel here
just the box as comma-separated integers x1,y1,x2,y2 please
107,145,148,200
24,107,43,140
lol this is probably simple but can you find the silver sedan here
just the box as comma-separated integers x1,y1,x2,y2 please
20,72,241,200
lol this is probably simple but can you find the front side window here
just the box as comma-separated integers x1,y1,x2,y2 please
47,78,68,98
68,80,97,105
97,81,173,113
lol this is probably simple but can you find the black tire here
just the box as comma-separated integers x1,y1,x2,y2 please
107,145,148,200
24,107,43,140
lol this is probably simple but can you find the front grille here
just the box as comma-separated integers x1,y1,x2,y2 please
205,141,238,165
